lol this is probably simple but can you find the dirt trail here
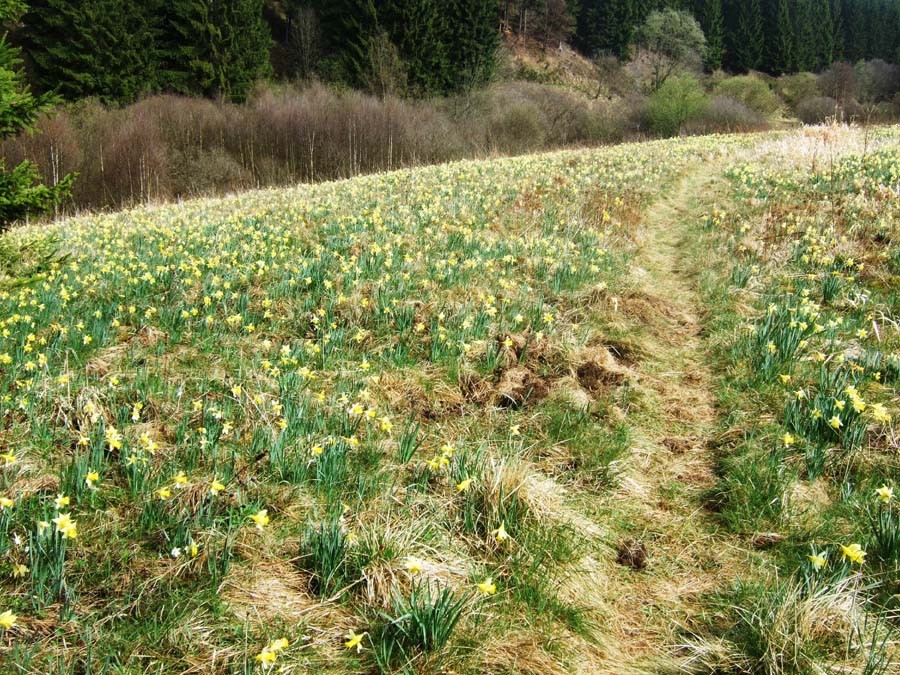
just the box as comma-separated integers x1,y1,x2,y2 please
584,164,757,673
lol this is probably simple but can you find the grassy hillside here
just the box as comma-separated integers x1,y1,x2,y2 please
1,125,899,673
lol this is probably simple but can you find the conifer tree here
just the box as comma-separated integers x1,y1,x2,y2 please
815,0,836,69
694,0,724,71
728,0,763,71
830,0,845,60
161,0,272,102
0,0,73,229
768,0,794,74
792,0,817,71
446,0,500,91
21,0,158,102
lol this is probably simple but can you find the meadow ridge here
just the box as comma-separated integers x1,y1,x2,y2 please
0,125,899,673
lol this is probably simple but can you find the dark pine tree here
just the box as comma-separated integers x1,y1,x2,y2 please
0,0,73,228
160,0,272,102
792,0,817,72
726,0,763,71
21,0,158,102
842,0,867,61
830,0,845,60
767,0,794,74
814,0,835,69
445,0,500,91
694,0,724,70
380,0,448,94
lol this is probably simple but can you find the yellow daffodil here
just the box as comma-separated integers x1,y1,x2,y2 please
492,522,510,543
808,552,827,570
477,577,497,595
344,630,367,652
210,478,225,496
456,477,473,492
875,485,893,504
53,494,70,509
0,610,16,629
872,403,891,423
250,509,270,530
841,543,866,565
404,557,422,574
52,512,77,539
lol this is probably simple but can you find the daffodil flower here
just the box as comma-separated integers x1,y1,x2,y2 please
477,577,497,595
250,509,270,530
0,610,16,629
841,543,866,565
808,552,826,571
344,629,367,652
875,485,893,504
52,512,77,539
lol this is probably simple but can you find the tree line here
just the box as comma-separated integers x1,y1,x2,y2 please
8,0,900,104
572,0,900,73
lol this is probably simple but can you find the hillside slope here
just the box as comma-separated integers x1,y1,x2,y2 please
1,126,899,673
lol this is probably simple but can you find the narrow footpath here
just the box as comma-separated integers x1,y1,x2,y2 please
585,163,760,673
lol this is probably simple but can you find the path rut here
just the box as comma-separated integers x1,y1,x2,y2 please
585,164,755,673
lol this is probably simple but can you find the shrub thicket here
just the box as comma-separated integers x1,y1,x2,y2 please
0,82,643,213
713,75,781,117
645,74,707,136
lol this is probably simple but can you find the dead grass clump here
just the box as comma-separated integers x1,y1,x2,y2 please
221,560,326,624
476,631,570,675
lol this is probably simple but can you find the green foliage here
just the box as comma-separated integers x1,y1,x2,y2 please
636,8,706,91
775,71,818,108
299,517,350,597
21,0,158,102
160,0,272,102
20,0,271,103
714,75,782,116
313,0,497,96
646,73,708,136
374,581,468,666
0,232,66,289
728,0,764,71
694,0,725,71
575,0,636,60
0,0,73,231
769,0,795,74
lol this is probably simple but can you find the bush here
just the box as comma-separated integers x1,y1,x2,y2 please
795,96,840,124
818,62,858,104
645,74,708,136
683,96,765,134
855,59,900,104
775,72,819,109
714,75,782,117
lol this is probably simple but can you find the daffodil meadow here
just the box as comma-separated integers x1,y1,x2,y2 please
2,125,900,673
